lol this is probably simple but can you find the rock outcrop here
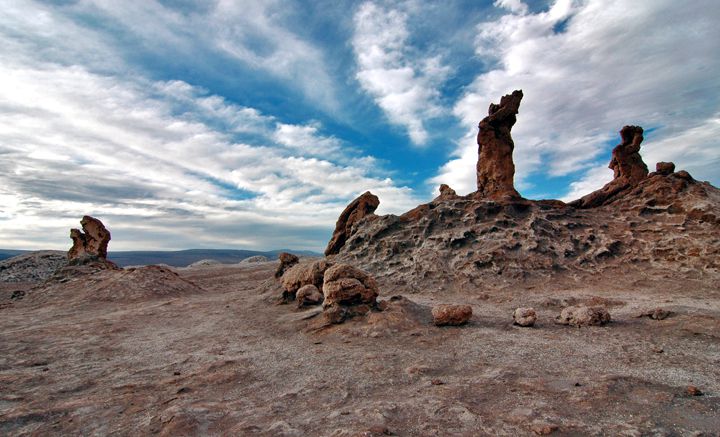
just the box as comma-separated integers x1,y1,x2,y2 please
68,216,112,264
476,90,523,200
325,191,380,256
275,252,299,278
326,92,720,292
655,161,675,176
280,259,332,300
570,126,649,208
322,263,379,324
296,284,323,307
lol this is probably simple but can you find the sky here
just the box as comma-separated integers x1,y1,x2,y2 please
1,0,719,252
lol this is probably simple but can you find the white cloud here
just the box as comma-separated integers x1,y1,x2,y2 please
352,1,451,145
433,0,720,198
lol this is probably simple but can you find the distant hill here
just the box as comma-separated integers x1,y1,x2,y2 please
0,249,320,268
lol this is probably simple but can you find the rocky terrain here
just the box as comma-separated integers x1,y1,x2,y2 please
1,91,719,436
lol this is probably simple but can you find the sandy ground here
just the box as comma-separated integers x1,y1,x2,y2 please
1,261,719,436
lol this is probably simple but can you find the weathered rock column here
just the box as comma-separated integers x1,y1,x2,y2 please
68,215,111,264
325,191,379,256
476,90,523,200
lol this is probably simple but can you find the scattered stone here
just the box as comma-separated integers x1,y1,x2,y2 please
513,307,537,327
432,304,472,326
274,252,299,278
686,385,703,396
570,125,649,208
281,259,333,301
476,90,523,200
10,290,25,300
325,191,380,256
67,216,112,265
430,379,445,385
636,308,672,320
555,306,611,327
652,346,664,354
322,263,379,324
296,284,323,308
656,161,675,175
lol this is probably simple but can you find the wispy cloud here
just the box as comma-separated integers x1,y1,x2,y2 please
352,1,451,145
433,0,720,198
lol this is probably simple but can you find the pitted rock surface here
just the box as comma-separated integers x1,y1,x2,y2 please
325,191,380,256
68,216,112,264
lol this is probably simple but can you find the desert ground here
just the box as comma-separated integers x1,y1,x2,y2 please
1,259,718,436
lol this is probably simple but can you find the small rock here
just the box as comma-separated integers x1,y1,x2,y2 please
637,308,672,320
513,307,537,327
530,422,559,435
430,379,445,385
555,306,611,327
686,385,703,396
432,304,472,326
296,284,323,308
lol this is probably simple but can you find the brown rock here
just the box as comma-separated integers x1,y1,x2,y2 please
570,126,649,208
325,191,380,256
438,184,457,198
476,90,523,200
531,422,559,435
321,264,379,324
322,264,378,307
432,304,472,326
555,306,611,327
296,284,323,308
513,307,537,327
686,385,703,396
274,252,299,278
281,259,332,298
67,216,112,264
656,161,675,175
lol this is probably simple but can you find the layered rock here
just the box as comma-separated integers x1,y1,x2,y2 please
322,263,379,324
67,216,112,265
476,90,523,200
325,191,380,256
570,126,649,208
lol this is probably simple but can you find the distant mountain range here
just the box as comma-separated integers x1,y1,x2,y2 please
0,248,320,268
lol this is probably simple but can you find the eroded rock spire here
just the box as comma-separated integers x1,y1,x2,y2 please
476,90,523,200
68,215,111,264
324,191,380,256
570,125,649,208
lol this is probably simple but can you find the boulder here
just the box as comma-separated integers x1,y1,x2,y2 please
322,263,379,324
67,215,112,264
281,259,332,300
274,252,299,278
438,184,457,199
655,161,675,176
555,306,611,327
431,304,472,326
476,90,523,200
296,284,323,308
570,126,649,208
513,307,537,327
325,191,380,256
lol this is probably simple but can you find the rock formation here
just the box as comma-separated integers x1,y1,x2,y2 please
296,284,323,307
325,191,380,256
275,252,299,278
67,216,112,265
476,90,523,200
431,304,472,326
280,259,332,301
655,161,675,176
322,263,379,324
570,126,649,208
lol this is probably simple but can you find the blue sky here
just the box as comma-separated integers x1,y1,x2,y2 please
1,0,719,251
